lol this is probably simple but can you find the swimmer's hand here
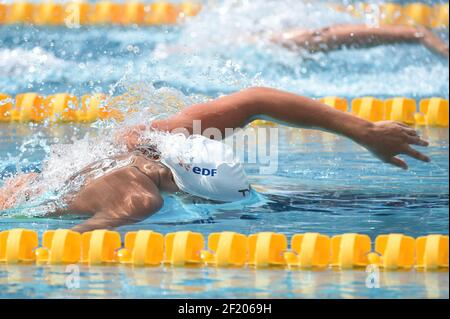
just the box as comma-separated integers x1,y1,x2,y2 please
418,27,449,58
115,124,147,151
0,173,40,210
358,121,430,170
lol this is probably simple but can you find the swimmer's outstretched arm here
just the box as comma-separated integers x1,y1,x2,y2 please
275,24,449,57
148,87,430,170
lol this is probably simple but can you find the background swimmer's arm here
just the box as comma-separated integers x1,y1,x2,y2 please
279,24,449,57
152,87,430,169
418,27,450,57
0,173,40,210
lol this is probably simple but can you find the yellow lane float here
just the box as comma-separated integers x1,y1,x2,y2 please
0,93,448,126
384,97,416,124
249,119,277,127
145,2,179,25
416,98,449,127
0,229,38,263
164,231,204,266
33,1,65,25
91,1,121,24
1,229,448,270
416,235,449,270
379,3,403,25
351,97,385,122
35,229,82,264
179,2,202,17
4,2,35,24
339,2,448,28
118,230,164,266
402,3,433,27
45,93,79,122
1,2,447,27
248,232,287,267
0,3,7,23
65,1,90,25
284,232,331,268
121,1,146,25
320,96,348,112
81,229,122,264
78,93,122,122
368,234,416,270
12,93,46,123
431,3,449,28
201,231,248,267
330,233,371,269
0,92,123,123
0,1,201,26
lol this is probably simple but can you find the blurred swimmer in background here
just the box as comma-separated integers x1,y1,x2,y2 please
271,24,448,57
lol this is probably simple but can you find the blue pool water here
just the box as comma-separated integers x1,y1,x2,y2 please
0,0,449,298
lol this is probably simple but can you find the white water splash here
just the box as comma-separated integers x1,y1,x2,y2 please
0,82,210,216
0,47,70,79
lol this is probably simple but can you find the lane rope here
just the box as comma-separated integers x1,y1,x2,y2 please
0,229,448,270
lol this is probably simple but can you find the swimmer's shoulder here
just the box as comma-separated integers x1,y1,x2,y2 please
130,154,179,192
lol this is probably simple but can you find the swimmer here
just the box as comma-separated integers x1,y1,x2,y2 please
271,24,449,57
0,87,431,232
162,24,448,57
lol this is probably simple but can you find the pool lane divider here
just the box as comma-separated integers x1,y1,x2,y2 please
251,96,449,127
332,2,449,29
0,93,448,127
0,93,124,123
0,2,448,28
0,229,448,270
0,1,201,26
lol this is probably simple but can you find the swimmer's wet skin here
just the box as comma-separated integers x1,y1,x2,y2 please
274,24,449,57
0,88,431,232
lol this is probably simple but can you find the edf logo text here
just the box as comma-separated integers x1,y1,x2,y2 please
192,167,218,177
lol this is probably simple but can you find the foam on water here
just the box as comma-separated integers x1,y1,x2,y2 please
0,47,72,93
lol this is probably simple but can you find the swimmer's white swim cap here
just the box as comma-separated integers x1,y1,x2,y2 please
160,135,251,202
